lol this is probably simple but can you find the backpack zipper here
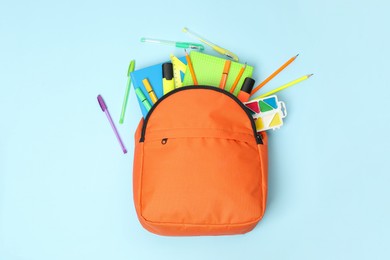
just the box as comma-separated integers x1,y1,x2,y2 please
139,86,263,144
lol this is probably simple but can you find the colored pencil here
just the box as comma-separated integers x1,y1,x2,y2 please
250,54,299,96
253,74,313,99
184,50,198,85
230,63,246,93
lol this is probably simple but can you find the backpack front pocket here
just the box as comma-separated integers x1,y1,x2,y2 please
140,128,264,225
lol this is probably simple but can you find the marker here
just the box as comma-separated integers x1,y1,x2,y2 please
119,59,135,124
184,50,198,85
97,95,127,154
182,27,239,61
140,37,204,51
162,62,175,94
251,54,299,96
142,78,158,104
135,88,152,111
219,60,231,89
253,74,313,99
237,77,255,102
230,63,246,94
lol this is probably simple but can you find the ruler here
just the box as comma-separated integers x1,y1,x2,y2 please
170,54,187,88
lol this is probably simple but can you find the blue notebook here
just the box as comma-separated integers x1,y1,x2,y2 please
131,57,187,118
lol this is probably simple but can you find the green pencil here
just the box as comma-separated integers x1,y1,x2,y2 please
119,60,135,124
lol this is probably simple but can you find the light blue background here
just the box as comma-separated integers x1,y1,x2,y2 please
1,0,389,259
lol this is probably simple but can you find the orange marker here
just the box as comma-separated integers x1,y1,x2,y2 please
237,77,255,102
251,54,299,96
230,63,246,93
184,50,198,85
219,60,231,89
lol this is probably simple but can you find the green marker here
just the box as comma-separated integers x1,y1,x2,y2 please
140,37,204,51
119,60,135,124
135,88,152,112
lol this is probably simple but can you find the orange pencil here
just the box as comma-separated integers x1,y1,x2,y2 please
230,63,246,93
185,50,198,85
219,60,231,89
250,54,299,96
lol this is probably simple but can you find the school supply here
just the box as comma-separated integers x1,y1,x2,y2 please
162,63,175,94
119,59,135,124
135,88,152,111
219,60,231,89
133,86,267,236
182,27,239,61
244,95,287,132
170,54,187,88
251,54,299,96
237,77,255,102
141,37,204,51
130,56,187,117
230,63,246,93
142,78,158,104
182,52,253,95
184,50,198,85
97,95,127,154
253,74,313,99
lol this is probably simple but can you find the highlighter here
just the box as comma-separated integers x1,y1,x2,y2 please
237,77,255,103
135,88,152,112
142,78,158,104
162,63,175,94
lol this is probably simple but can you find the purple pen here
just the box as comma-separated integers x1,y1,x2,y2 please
97,95,127,154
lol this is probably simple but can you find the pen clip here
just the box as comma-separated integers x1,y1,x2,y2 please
97,95,107,112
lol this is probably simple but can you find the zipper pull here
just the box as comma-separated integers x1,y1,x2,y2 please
256,133,263,144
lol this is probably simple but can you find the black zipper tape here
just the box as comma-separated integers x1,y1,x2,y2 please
139,86,263,144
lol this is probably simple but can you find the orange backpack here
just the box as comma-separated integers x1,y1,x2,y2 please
133,86,268,236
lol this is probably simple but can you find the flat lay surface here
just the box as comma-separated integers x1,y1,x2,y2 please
1,0,389,259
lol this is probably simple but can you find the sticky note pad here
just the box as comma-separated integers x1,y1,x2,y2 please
244,95,287,132
182,52,254,95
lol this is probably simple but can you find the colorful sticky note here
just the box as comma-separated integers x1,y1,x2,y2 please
245,101,260,114
269,113,282,127
259,101,274,112
255,117,264,130
263,97,278,109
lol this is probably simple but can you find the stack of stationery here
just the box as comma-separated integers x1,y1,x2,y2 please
97,27,313,153
130,57,187,118
181,52,253,95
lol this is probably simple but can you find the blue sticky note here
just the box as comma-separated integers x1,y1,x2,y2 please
263,96,278,109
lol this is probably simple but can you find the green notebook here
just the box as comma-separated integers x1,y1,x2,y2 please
182,52,254,95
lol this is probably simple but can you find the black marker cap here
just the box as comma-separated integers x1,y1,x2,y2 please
240,77,255,94
162,62,173,80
